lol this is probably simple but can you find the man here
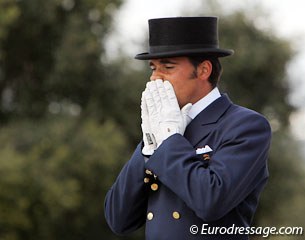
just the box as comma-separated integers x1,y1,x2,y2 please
104,17,271,240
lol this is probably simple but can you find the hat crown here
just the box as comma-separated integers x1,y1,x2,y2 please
135,16,233,60
149,17,219,48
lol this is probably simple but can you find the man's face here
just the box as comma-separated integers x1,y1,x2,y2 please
149,57,210,108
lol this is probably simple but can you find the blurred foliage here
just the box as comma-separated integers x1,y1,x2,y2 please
0,0,20,57
0,116,129,240
0,0,121,121
0,0,304,240
219,12,294,127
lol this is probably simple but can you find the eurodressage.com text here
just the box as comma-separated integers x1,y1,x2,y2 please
189,224,304,238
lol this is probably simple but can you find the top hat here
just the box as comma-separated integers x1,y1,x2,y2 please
135,17,234,60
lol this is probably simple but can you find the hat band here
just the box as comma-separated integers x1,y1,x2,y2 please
149,44,219,53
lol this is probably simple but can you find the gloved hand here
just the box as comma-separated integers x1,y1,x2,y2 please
141,92,157,155
145,80,192,147
142,83,163,148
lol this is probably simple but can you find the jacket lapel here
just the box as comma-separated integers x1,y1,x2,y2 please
184,94,233,146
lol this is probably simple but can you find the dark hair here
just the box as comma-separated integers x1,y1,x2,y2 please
188,56,222,88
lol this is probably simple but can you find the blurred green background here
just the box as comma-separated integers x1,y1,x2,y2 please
0,0,304,239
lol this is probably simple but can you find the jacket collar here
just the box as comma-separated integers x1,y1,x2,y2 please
184,94,233,146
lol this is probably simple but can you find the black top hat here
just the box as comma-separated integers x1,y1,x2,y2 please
135,17,234,60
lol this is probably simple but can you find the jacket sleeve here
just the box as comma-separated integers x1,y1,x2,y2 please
104,143,148,235
145,113,271,222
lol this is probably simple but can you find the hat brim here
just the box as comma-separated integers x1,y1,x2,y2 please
135,48,234,60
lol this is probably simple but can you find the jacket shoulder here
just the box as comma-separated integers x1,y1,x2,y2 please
223,104,272,136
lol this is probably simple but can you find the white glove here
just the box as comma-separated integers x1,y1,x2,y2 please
141,91,157,155
145,80,192,146
143,84,164,148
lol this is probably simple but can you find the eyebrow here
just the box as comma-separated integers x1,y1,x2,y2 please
160,59,178,64
149,59,178,67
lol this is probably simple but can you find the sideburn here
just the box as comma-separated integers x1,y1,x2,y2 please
189,68,198,79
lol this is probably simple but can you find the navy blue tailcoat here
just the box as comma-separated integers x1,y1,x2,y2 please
104,94,271,240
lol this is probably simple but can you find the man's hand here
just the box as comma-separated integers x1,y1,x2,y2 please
141,92,157,155
144,80,192,147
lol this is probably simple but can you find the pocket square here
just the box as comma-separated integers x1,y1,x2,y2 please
196,145,213,154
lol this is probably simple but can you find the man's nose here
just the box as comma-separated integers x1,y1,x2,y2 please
150,71,164,81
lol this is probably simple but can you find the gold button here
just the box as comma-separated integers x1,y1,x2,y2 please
144,177,150,183
145,169,153,175
172,211,180,219
147,212,154,220
151,183,159,191
203,154,210,161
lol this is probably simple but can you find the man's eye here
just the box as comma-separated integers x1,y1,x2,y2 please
165,65,174,69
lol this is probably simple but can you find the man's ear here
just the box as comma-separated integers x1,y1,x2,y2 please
197,60,212,80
